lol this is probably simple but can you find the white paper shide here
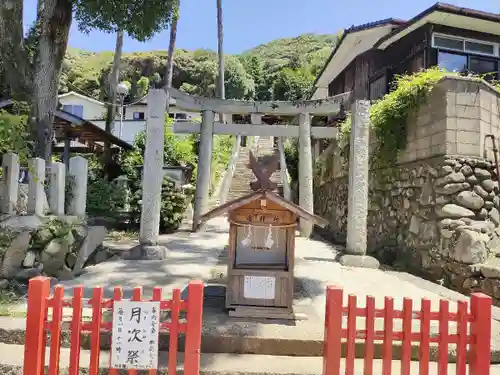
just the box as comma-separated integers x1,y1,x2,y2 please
111,301,161,370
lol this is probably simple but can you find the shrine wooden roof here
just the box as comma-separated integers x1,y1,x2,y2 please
200,190,329,228
54,110,133,150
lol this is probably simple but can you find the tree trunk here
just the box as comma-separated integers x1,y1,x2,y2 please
32,0,73,162
0,0,32,99
105,30,124,136
104,30,124,171
164,4,179,113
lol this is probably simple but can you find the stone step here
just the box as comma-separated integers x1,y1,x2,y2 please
1,343,499,375
1,316,499,363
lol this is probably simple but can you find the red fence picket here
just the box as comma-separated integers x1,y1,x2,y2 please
23,276,204,375
323,286,492,375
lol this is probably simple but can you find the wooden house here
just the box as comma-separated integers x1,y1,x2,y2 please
200,189,328,320
312,3,500,102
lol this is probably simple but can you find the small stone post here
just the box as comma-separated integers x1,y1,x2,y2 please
68,156,88,217
1,152,20,214
49,162,66,216
139,89,168,259
192,109,214,231
339,101,379,269
298,113,314,237
27,158,46,216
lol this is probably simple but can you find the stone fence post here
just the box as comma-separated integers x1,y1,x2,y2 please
67,156,88,216
27,158,45,216
1,153,20,214
340,101,380,269
49,162,66,216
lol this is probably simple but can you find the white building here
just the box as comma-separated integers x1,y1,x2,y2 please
58,91,200,144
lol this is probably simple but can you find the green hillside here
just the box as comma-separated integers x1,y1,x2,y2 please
60,32,340,102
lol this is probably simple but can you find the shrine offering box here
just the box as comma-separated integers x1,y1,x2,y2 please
200,190,327,320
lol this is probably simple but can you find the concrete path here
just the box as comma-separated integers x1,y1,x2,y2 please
2,343,500,375
6,216,500,362
53,217,229,300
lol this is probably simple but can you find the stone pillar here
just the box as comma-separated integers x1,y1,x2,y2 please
139,89,168,259
250,113,262,151
339,101,379,269
115,175,130,212
1,153,20,214
192,109,214,231
298,113,314,237
49,162,66,216
68,156,88,217
27,158,45,216
277,138,291,201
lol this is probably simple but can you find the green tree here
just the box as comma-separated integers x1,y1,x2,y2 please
0,0,178,162
225,56,255,99
136,76,150,98
239,55,271,100
272,67,314,101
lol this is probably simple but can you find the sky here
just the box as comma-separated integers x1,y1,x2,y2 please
23,0,500,54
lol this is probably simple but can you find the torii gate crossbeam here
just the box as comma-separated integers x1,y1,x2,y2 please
169,88,351,235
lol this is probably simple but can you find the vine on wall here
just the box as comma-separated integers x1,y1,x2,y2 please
314,68,500,183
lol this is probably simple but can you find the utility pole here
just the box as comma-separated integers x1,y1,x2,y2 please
217,0,225,123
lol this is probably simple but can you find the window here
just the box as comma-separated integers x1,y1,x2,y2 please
434,36,464,51
437,52,467,73
432,33,498,57
175,113,187,120
469,57,498,80
133,111,145,120
465,41,495,55
168,113,175,119
62,104,84,118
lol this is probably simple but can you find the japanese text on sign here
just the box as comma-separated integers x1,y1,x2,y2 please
111,301,160,370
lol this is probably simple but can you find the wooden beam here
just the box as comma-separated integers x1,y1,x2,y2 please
173,122,338,139
168,87,351,115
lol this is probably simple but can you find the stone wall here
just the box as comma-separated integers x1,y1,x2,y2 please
314,76,500,304
0,215,107,288
0,153,108,289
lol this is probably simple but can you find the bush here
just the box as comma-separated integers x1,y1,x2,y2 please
86,178,130,215
284,139,299,182
0,111,31,163
119,116,196,232
128,177,188,233
121,117,197,181
159,178,188,232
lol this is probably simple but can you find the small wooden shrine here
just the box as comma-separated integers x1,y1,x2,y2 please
200,151,328,320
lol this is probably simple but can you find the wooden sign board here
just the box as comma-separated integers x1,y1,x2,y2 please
111,301,160,370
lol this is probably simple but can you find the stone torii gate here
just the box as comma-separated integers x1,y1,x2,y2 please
168,87,350,234
138,88,378,269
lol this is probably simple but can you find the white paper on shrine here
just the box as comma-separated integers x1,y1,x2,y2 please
110,301,161,370
243,276,276,300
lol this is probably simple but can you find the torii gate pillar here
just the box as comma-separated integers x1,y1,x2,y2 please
139,89,168,259
298,113,314,237
192,110,215,230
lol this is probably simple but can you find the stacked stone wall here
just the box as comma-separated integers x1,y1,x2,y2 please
315,154,500,304
314,77,500,304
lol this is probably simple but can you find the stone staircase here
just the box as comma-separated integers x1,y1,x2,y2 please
227,136,282,201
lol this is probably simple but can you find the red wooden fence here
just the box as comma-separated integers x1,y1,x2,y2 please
323,286,492,375
23,276,204,375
